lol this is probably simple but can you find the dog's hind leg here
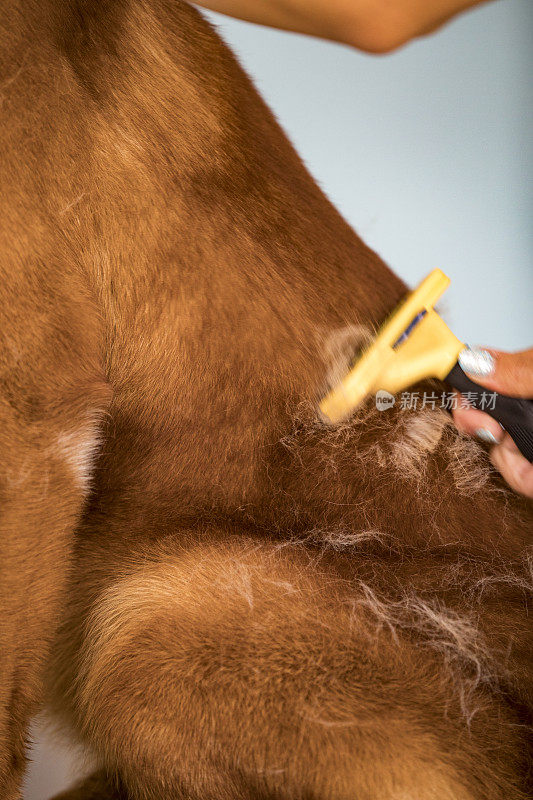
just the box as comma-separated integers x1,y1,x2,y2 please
0,268,111,798
48,533,531,800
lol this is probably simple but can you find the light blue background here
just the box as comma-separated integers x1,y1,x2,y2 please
199,0,532,349
25,1,532,797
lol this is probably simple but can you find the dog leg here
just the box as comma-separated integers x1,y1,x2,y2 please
47,533,531,800
0,271,110,798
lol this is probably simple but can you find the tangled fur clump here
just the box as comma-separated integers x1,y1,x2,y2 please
281,392,494,494
351,582,499,724
320,323,374,394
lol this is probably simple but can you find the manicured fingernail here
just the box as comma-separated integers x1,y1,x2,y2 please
458,346,495,378
475,428,500,444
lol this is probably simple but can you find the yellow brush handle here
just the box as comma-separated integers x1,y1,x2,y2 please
319,269,464,424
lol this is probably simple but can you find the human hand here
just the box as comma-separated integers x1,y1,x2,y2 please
452,348,533,498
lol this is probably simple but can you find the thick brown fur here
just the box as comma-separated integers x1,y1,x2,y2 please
0,2,531,798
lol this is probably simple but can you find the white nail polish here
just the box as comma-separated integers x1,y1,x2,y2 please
475,428,499,444
458,346,495,378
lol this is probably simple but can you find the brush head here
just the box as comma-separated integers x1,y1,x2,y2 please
319,269,464,424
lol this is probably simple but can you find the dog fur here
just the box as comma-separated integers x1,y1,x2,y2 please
0,1,532,798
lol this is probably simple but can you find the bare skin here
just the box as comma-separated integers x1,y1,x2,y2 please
193,0,493,53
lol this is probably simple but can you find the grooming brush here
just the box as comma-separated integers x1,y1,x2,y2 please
319,269,533,462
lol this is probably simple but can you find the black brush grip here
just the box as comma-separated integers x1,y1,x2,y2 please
446,363,533,463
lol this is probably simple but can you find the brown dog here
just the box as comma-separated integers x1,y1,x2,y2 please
1,2,531,798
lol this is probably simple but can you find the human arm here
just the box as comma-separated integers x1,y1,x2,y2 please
194,0,492,53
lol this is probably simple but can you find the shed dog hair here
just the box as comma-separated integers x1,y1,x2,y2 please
0,2,532,799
